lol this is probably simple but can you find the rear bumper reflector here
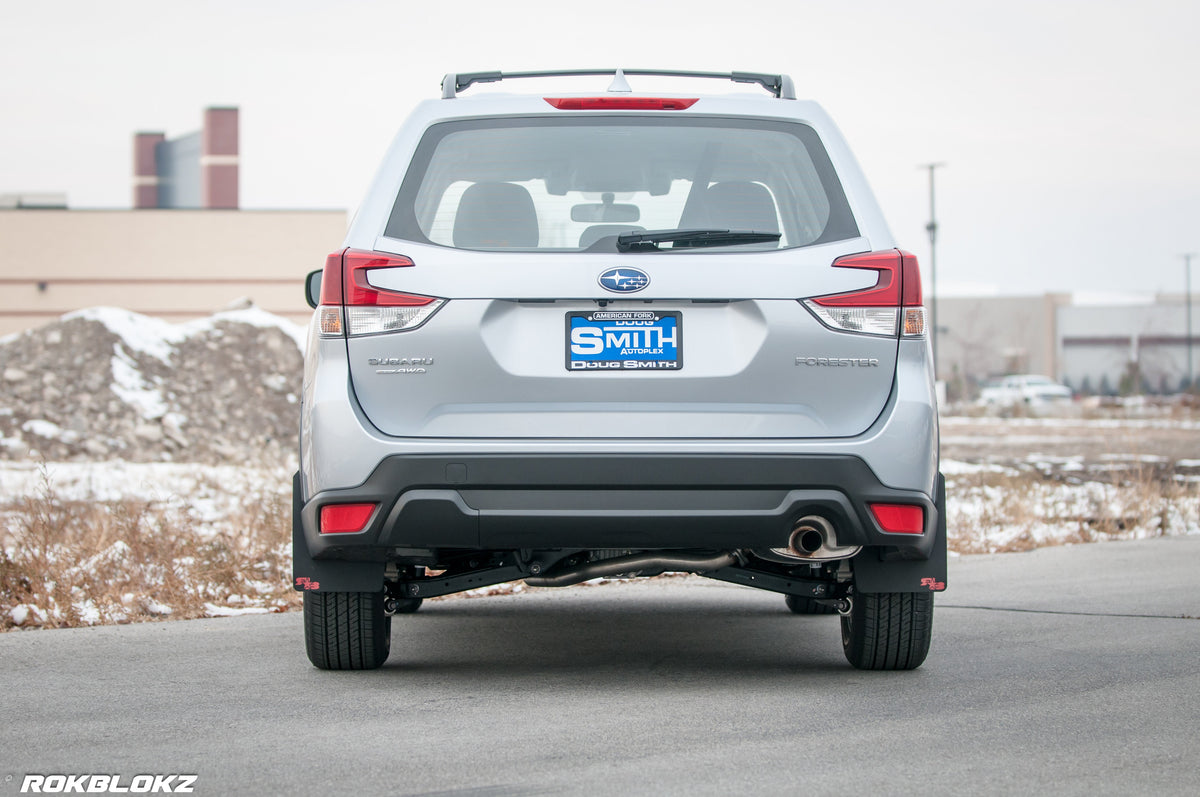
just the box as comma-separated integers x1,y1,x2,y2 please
869,503,925,534
319,503,378,534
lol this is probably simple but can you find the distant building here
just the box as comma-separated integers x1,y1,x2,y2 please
0,209,345,336
937,294,1199,397
1058,298,1196,394
0,106,344,336
936,294,1067,394
0,193,67,209
133,107,239,209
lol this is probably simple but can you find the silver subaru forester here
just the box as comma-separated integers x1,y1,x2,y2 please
295,69,944,671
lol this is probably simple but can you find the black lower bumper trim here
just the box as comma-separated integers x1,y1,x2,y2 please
299,453,937,557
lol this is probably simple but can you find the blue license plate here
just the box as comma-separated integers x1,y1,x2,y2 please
566,310,682,371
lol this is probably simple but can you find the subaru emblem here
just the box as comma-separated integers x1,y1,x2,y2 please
598,267,650,294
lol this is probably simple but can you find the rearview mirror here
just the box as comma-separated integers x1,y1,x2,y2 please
570,203,640,223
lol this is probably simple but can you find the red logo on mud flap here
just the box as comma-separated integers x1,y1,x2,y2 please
920,577,946,592
295,577,320,591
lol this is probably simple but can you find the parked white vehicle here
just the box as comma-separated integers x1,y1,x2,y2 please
979,374,1073,407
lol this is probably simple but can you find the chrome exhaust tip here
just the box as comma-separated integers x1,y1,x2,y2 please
770,515,862,561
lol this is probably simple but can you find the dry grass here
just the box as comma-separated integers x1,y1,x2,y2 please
945,462,1200,555
1,467,299,630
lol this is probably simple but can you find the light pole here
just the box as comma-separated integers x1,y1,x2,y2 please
921,163,946,377
1186,253,1195,392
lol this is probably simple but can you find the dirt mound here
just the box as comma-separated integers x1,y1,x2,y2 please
0,302,306,465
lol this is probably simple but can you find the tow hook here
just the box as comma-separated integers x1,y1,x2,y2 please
835,597,853,617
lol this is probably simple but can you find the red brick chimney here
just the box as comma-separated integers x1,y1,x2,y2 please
133,132,165,208
201,107,239,209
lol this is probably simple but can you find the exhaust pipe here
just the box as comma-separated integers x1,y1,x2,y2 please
775,515,861,561
525,551,736,588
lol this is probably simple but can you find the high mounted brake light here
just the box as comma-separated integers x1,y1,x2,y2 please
317,248,444,337
803,250,925,337
543,97,699,110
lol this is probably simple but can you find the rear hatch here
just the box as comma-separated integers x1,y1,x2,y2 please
332,111,913,439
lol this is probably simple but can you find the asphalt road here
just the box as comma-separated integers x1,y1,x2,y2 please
3,537,1198,796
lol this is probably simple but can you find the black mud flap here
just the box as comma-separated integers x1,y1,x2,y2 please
292,472,385,593
852,473,947,594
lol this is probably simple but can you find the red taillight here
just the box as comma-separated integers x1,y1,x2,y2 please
543,97,699,110
812,250,922,308
317,249,445,337
319,249,347,305
900,251,922,306
804,250,924,337
319,503,377,534
320,248,429,306
341,249,430,307
869,503,925,534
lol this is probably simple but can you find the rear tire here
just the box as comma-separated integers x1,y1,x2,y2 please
785,594,838,615
304,591,392,670
841,591,932,670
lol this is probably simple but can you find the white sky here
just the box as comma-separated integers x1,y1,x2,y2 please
1,0,1198,296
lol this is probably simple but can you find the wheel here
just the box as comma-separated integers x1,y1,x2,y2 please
785,594,838,615
304,591,391,670
841,591,932,671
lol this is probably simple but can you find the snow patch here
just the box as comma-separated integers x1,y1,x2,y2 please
66,304,305,366
70,541,133,577
67,306,182,363
204,603,270,617
22,419,64,439
141,598,174,616
202,305,307,350
9,604,48,626
110,346,168,419
940,459,1015,476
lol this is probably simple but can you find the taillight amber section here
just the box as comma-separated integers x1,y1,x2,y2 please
903,307,926,336
318,307,343,336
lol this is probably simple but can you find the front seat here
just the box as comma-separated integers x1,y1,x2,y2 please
452,182,540,248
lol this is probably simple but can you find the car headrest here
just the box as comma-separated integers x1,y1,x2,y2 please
453,182,539,248
680,181,780,234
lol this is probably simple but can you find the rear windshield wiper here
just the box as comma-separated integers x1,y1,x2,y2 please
616,228,782,252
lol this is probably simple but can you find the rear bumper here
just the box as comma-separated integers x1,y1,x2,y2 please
297,453,939,560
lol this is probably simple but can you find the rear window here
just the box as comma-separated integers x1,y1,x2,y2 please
384,116,859,252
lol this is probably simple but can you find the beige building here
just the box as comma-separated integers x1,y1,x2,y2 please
0,209,346,336
935,292,1198,397
934,293,1070,393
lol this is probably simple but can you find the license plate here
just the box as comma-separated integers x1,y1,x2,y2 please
566,310,682,371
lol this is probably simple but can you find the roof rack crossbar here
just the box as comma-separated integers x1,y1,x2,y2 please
440,69,795,100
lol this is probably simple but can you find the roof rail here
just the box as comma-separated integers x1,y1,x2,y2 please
440,69,796,100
